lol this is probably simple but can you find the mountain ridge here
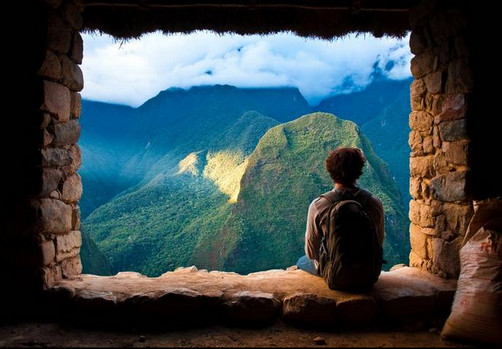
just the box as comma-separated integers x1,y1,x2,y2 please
78,80,412,276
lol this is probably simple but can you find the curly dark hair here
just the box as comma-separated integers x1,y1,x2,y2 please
325,147,366,186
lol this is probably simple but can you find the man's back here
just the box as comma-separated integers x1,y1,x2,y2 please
300,146,386,291
304,186,385,263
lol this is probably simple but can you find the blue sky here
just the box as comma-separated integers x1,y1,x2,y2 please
81,30,412,108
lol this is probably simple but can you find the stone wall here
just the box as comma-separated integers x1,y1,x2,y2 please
1,0,488,302
0,0,84,293
37,0,84,288
408,0,474,278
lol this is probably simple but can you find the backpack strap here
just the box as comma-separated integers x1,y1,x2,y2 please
320,190,341,204
321,187,369,205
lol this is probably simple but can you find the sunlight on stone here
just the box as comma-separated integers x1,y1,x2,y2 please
203,151,248,203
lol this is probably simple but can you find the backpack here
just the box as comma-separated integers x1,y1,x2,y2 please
317,189,384,292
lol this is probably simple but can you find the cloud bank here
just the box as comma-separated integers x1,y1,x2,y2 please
82,30,411,107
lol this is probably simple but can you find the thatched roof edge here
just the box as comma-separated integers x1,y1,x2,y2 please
81,1,414,39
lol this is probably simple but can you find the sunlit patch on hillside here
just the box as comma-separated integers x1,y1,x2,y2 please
203,151,248,203
176,152,199,176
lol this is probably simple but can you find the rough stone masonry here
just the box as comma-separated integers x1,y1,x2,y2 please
408,0,474,279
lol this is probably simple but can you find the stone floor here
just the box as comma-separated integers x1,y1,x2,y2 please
0,318,475,348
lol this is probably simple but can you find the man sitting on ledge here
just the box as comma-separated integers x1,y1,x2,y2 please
297,147,385,291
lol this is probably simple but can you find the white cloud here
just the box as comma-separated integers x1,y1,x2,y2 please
81,30,411,107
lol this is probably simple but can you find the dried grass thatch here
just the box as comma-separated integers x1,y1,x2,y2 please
82,0,416,39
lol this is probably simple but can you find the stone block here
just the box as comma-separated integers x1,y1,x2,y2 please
442,203,473,236
42,265,62,289
62,0,83,30
432,125,441,148
409,223,428,259
71,92,81,118
430,171,468,202
442,140,469,166
410,155,434,178
56,231,82,262
410,51,436,78
224,291,281,326
432,237,461,279
38,49,61,80
282,293,336,327
50,190,62,200
425,71,443,94
61,255,82,277
409,111,433,132
336,295,377,325
435,214,447,232
74,289,117,313
425,93,443,115
70,32,83,64
408,130,423,154
41,148,72,167
410,78,426,111
374,268,437,320
40,239,55,265
435,94,467,123
409,251,428,270
421,179,431,199
433,152,452,175
446,59,473,94
391,266,456,313
72,206,81,230
52,119,81,147
56,230,82,253
439,118,468,142
376,266,457,319
422,136,434,154
40,112,52,129
409,28,426,54
125,288,208,324
41,168,62,196
43,128,54,147
174,266,199,273
410,178,422,199
420,200,442,228
46,11,71,54
34,198,72,234
66,145,82,175
408,200,420,224
62,173,82,203
62,56,84,92
41,81,70,122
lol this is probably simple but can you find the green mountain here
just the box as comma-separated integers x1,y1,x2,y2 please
79,86,311,219
79,100,139,218
79,83,411,276
82,111,409,276
316,77,413,207
80,229,113,275
83,110,280,275
194,113,408,274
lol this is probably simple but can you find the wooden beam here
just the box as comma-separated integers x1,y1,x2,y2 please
83,0,414,12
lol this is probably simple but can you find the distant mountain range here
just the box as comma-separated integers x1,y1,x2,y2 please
78,79,412,276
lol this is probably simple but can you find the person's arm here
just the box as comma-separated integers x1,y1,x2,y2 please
305,200,322,261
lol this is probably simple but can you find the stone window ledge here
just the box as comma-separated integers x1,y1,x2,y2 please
49,266,456,328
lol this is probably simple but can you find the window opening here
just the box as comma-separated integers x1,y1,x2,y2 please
78,30,412,277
